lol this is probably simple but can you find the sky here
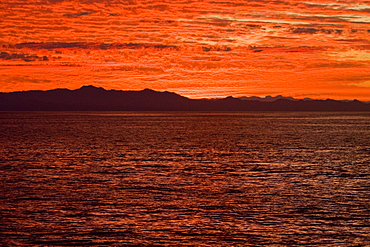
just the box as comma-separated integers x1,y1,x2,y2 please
1,0,370,100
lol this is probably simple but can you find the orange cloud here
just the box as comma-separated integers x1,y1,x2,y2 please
1,0,369,100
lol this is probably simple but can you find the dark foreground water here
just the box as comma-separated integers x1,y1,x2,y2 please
0,112,369,246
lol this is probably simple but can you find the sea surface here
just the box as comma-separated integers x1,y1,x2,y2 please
0,112,369,246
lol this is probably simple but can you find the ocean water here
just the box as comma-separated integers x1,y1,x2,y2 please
0,112,369,246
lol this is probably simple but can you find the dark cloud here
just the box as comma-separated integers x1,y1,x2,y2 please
201,46,232,51
153,44,177,49
45,0,66,3
292,15,346,23
63,12,92,18
306,62,365,69
203,17,233,27
335,39,370,43
244,24,261,29
0,52,48,62
11,42,178,50
150,4,169,11
292,28,320,34
292,28,344,34
266,36,297,40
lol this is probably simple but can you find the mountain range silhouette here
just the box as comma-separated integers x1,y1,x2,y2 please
1,85,369,111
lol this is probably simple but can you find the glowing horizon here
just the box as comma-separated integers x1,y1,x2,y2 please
1,0,370,101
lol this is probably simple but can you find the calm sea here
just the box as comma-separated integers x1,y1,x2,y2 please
1,112,369,246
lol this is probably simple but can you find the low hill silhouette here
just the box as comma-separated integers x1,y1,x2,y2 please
0,85,369,111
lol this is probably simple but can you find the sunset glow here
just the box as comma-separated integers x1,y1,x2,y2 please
1,0,370,100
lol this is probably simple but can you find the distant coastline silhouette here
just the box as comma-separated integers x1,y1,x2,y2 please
0,85,369,111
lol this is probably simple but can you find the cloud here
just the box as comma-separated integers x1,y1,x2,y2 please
348,81,370,88
44,0,136,4
199,15,330,26
291,28,343,34
11,42,178,50
330,50,370,61
302,2,370,13
204,17,233,27
292,28,320,34
0,52,48,62
335,39,370,43
345,4,370,13
1,0,369,101
44,0,67,3
289,13,370,24
149,4,169,11
63,12,92,18
306,62,365,69
1,75,52,84
244,24,261,29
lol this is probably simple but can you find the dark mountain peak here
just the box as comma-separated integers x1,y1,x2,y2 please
141,88,156,93
223,96,237,100
77,85,105,91
239,95,299,102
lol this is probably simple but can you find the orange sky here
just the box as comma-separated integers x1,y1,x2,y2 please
1,0,370,100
